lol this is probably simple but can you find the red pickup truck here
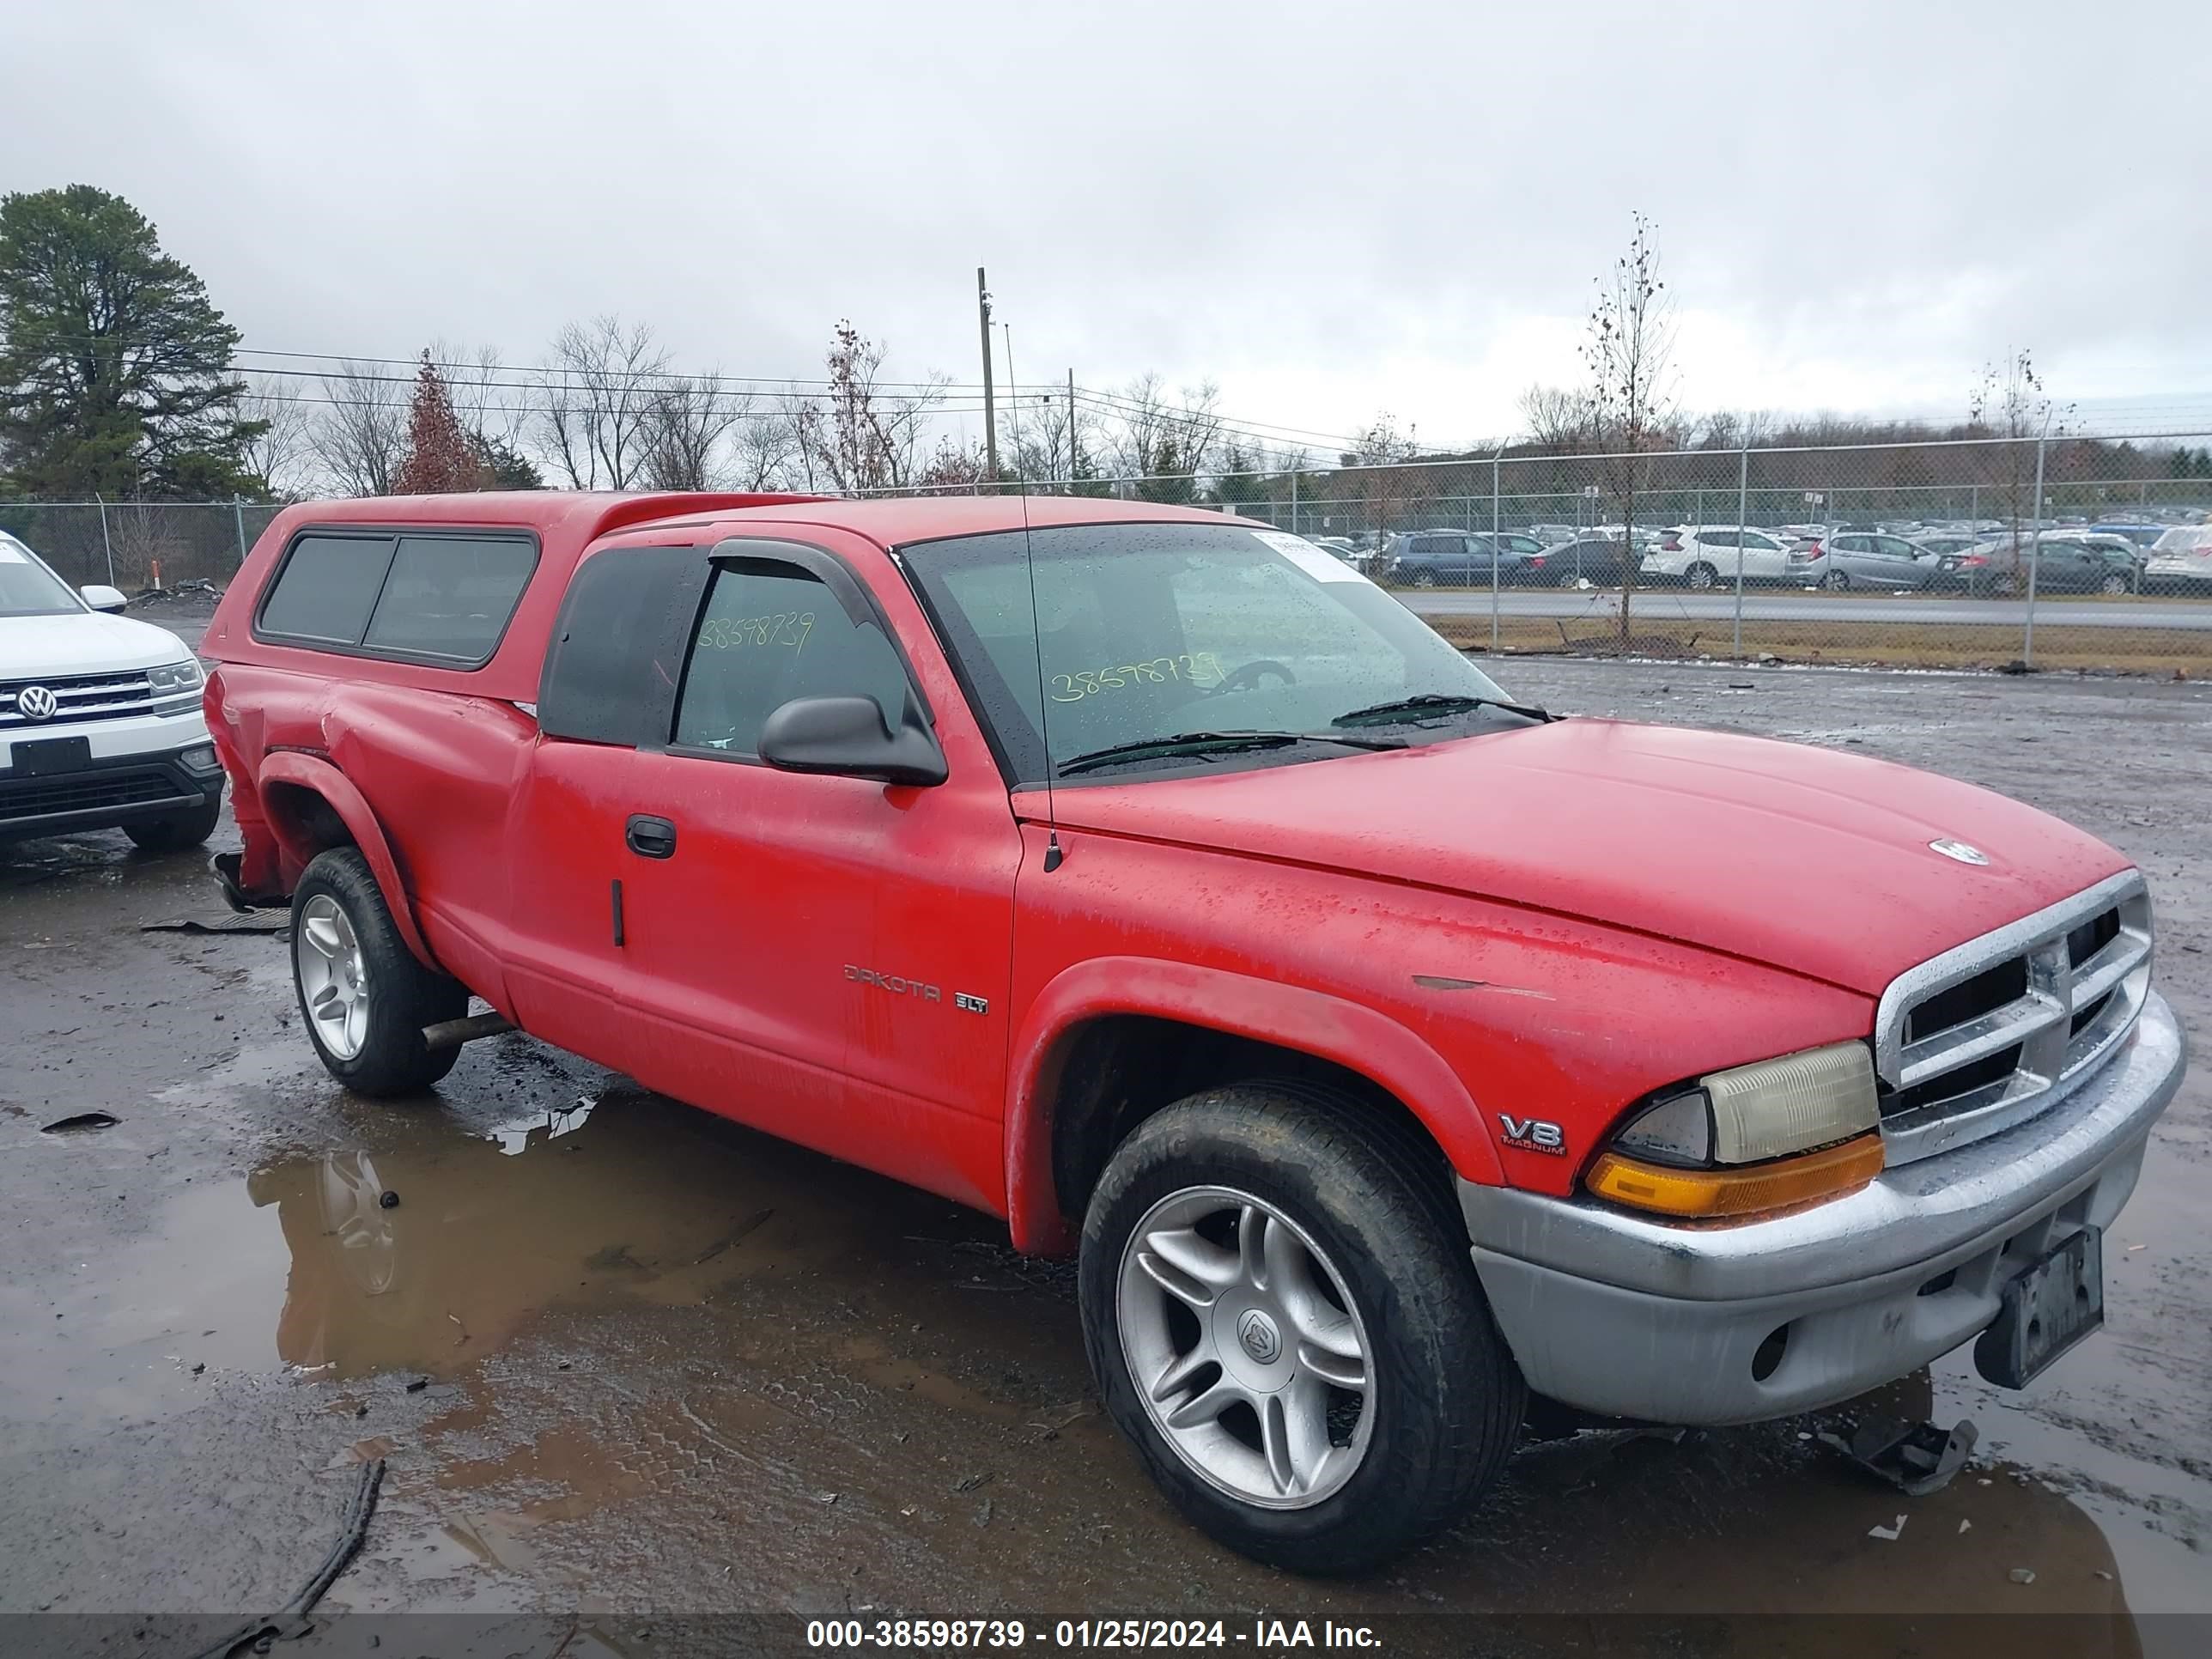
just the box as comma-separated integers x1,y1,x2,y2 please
200,491,2185,1571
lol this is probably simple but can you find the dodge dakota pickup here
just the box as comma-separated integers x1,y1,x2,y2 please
198,491,2186,1572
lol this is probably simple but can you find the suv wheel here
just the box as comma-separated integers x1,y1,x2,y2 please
1079,1085,1524,1574
1408,566,1437,588
1686,562,1718,590
124,794,222,853
2099,572,2130,596
290,848,467,1096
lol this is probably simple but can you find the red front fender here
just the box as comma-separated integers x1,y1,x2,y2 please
255,750,440,972
1002,956,1504,1255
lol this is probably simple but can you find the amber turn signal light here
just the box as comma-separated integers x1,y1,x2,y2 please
1584,1133,1886,1221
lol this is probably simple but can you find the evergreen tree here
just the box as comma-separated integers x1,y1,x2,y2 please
392,350,485,493
0,185,264,497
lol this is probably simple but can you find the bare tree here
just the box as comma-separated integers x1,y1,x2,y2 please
307,359,405,496
640,375,753,491
1966,349,2072,573
239,374,316,498
1342,416,1425,544
793,322,946,494
1009,386,1108,492
535,316,672,490
1102,374,1224,501
1516,385,1594,453
1580,211,1679,645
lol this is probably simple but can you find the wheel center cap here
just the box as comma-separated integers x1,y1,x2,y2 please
1237,1307,1281,1365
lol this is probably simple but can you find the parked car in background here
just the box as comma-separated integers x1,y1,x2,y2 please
1955,534,2140,596
2144,525,2212,592
1385,531,1544,587
1526,524,1577,545
0,531,227,848
1798,531,1944,590
2091,523,2166,550
1537,535,1637,587
1639,526,1794,589
1914,533,1988,569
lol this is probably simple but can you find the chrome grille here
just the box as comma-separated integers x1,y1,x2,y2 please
0,669,167,727
1874,870,2152,1163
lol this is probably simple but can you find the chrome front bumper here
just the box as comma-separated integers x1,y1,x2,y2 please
1460,992,2186,1425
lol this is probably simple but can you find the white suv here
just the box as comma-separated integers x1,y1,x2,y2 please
0,531,224,848
1639,525,1795,589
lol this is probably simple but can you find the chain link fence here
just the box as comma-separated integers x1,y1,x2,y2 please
0,498,283,593
8,431,2210,673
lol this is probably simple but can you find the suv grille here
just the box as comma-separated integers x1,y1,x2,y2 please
0,766,191,819
1874,871,2152,1162
0,669,167,727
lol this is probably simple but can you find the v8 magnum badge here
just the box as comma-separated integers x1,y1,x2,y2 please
1498,1114,1567,1156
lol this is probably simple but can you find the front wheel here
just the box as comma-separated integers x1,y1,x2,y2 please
1079,1086,1524,1574
290,848,468,1096
1408,567,1438,589
124,793,222,853
2099,572,2130,596
1686,562,1718,590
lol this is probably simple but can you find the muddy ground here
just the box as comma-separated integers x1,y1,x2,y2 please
3,617,2208,1656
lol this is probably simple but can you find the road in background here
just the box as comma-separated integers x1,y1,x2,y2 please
1403,588,2212,629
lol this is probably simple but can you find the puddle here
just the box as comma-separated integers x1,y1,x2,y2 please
0,1085,1018,1426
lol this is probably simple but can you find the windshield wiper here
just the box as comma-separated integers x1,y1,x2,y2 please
1055,729,1405,777
1330,692,1553,727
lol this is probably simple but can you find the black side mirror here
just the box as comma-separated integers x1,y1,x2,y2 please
757,696,948,787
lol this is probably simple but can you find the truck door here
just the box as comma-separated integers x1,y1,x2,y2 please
588,537,1020,1212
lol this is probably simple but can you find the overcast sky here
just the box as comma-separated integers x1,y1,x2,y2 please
7,1,2210,453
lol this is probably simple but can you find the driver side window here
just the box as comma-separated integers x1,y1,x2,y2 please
672,562,913,757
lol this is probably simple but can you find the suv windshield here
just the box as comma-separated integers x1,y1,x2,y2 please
0,533,88,618
902,520,1522,782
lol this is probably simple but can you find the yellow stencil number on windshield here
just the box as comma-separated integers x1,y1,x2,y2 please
698,611,815,653
1049,652,1224,702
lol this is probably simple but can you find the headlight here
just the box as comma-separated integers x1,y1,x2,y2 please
1585,1042,1883,1221
148,658,204,696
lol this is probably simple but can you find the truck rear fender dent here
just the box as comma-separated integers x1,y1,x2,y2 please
1005,957,1503,1255
255,750,439,972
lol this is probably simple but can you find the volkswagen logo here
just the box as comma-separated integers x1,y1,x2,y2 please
1929,837,1991,866
15,684,58,722
1236,1308,1282,1365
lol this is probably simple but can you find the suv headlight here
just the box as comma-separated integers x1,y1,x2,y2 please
1585,1041,1883,1221
148,658,204,696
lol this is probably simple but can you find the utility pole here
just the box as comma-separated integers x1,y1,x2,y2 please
977,267,999,482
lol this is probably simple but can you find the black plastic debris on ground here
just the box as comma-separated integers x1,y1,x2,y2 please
142,914,291,935
41,1112,119,1134
1819,1416,1978,1497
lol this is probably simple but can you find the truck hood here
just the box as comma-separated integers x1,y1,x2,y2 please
0,611,197,678
1029,719,2130,995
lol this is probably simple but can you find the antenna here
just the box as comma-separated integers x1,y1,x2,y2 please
1018,478,1063,872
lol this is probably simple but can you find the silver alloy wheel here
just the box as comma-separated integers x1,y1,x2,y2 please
296,893,370,1060
1117,1185,1374,1510
1687,563,1717,590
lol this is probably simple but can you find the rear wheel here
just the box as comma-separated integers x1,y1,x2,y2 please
290,848,467,1096
1408,566,1438,589
1686,562,1719,591
1079,1085,1524,1574
2099,572,2130,596
124,793,222,853
1822,569,1850,590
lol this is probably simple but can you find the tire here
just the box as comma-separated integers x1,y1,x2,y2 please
290,848,467,1096
2099,573,2130,596
1409,567,1438,589
1079,1085,1525,1575
1822,570,1850,590
124,793,222,853
1686,562,1718,591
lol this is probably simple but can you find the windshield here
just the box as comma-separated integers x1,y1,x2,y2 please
0,533,88,618
901,520,1518,782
